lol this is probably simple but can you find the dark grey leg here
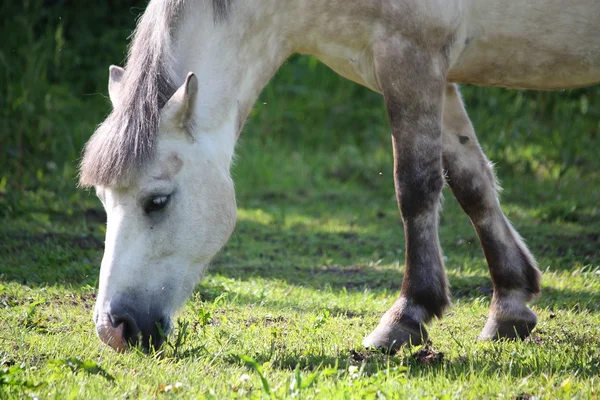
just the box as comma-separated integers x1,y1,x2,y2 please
363,41,450,352
441,84,541,340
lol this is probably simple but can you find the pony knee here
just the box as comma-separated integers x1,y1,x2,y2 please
395,167,444,219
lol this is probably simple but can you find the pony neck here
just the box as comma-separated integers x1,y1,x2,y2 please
170,1,294,157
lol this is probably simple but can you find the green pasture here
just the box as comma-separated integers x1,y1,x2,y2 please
1,1,599,398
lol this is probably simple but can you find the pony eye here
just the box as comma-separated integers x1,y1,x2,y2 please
144,194,171,214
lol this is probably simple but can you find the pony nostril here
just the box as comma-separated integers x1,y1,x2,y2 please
96,311,131,352
109,313,140,346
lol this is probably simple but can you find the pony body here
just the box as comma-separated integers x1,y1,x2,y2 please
81,0,600,351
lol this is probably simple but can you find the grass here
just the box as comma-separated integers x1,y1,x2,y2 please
2,2,600,398
2,112,599,398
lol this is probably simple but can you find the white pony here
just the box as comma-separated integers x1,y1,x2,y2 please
80,0,600,352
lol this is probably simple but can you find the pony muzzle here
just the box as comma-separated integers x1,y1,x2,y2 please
95,304,170,352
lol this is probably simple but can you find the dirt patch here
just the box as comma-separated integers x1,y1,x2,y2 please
50,293,96,310
524,334,543,346
329,308,364,318
0,294,27,308
244,315,287,327
412,344,444,366
348,348,387,365
349,349,368,363
262,316,287,326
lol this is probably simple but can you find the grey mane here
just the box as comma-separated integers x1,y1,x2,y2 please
213,0,232,22
79,0,232,187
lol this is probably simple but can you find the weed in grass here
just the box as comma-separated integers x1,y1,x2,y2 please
22,298,48,333
157,319,197,359
311,309,330,330
239,354,272,395
0,364,43,390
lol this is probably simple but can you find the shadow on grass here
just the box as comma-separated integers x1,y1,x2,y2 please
210,334,600,381
2,206,599,313
194,274,600,315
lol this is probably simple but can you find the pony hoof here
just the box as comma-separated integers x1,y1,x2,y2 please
362,319,428,354
479,308,537,341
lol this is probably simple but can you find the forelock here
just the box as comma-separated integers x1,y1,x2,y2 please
79,0,233,188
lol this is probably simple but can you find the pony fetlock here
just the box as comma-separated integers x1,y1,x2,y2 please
363,297,431,353
480,290,538,341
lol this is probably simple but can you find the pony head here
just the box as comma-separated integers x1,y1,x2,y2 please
83,67,237,351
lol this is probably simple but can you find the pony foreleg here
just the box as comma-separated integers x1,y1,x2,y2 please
362,41,450,353
441,84,541,340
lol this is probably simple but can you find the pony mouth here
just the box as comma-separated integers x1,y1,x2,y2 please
96,311,171,352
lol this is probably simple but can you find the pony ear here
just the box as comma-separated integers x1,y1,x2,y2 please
108,65,125,108
160,72,198,131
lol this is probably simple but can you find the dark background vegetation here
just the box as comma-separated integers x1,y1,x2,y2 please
2,0,599,192
0,0,599,277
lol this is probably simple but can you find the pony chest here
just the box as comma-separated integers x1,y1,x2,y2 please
312,44,380,93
